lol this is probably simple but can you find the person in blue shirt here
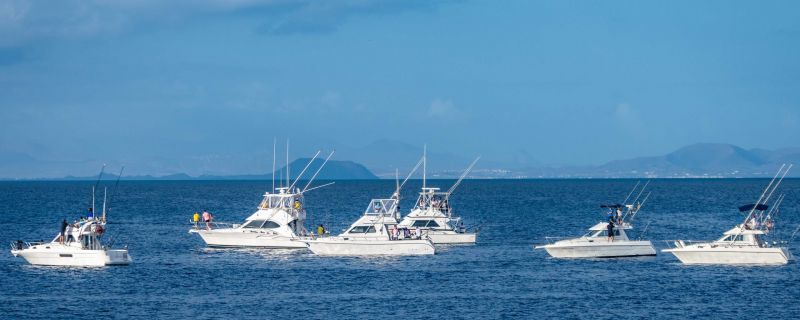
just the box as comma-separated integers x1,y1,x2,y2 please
606,209,614,222
87,207,94,220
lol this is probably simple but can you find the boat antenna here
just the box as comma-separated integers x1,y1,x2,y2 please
394,169,401,219
286,139,290,189
92,164,106,215
447,156,480,195
289,150,322,190
422,144,427,189
272,137,276,192
302,150,335,193
621,181,641,205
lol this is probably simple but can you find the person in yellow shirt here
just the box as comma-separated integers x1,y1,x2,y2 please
317,224,325,236
192,212,200,227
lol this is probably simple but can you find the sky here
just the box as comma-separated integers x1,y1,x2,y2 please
1,0,799,177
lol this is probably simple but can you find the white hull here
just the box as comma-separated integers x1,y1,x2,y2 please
306,239,435,256
424,231,476,244
12,249,131,266
193,229,307,249
663,247,792,265
536,241,656,258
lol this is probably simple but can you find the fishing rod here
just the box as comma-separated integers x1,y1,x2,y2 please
105,166,125,222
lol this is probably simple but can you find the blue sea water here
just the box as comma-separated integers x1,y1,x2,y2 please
1,179,799,319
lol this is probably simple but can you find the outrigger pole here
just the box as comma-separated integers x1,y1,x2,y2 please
301,150,335,193
447,156,480,195
740,164,790,231
621,181,641,205
106,166,124,223
289,150,322,190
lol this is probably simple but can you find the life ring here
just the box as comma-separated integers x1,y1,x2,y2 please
96,225,105,235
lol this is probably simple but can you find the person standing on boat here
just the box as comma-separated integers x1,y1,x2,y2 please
59,218,68,243
606,209,614,223
87,207,94,220
415,226,422,239
192,212,200,228
202,210,213,230
317,224,325,236
606,222,615,242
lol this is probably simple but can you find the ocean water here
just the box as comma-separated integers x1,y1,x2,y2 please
1,179,798,319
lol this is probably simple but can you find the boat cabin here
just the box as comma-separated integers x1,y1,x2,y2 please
583,222,633,241
713,226,767,247
413,188,452,216
340,198,407,239
244,187,307,234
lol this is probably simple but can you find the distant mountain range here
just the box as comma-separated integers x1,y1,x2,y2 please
510,143,800,178
2,143,798,180
39,159,378,181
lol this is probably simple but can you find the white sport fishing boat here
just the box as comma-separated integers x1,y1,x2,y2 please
397,149,479,244
304,165,435,256
11,219,131,266
663,165,794,265
304,198,435,256
190,148,334,249
11,169,132,266
535,182,656,258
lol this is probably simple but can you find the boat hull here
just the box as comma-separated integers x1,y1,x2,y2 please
536,241,656,258
424,231,476,244
306,239,435,256
192,229,307,249
663,247,792,265
11,249,131,266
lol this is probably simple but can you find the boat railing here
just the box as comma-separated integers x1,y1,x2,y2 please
190,221,236,230
10,240,46,251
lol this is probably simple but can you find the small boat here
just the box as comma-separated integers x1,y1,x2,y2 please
11,171,132,267
396,148,480,244
663,165,794,265
11,219,131,266
304,198,435,256
190,148,334,249
535,182,656,258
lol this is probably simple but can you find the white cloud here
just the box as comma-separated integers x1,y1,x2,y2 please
427,98,457,117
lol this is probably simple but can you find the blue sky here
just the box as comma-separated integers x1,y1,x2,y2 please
1,0,799,177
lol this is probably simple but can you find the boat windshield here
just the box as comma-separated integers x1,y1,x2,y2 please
259,194,302,209
365,199,396,216
243,220,281,229
348,226,377,234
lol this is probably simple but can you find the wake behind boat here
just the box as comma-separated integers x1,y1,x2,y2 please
535,182,656,258
663,165,794,265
